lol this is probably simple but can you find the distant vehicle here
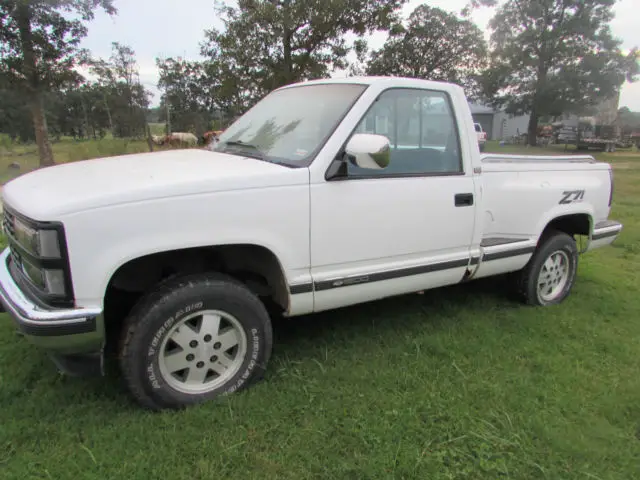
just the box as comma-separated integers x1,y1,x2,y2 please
0,76,622,411
576,118,619,152
474,122,487,151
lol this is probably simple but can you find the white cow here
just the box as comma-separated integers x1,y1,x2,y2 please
166,132,198,147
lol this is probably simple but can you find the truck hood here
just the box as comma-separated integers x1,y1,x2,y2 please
2,149,308,220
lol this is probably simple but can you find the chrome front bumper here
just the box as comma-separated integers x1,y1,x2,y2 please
0,248,102,339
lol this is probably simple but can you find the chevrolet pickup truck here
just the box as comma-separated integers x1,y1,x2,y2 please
0,77,622,411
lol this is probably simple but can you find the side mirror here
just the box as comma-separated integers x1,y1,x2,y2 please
344,133,391,169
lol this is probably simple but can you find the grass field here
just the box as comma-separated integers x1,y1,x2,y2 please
0,135,152,185
1,139,639,478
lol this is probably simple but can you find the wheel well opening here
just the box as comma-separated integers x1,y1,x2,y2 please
540,214,591,242
103,245,289,352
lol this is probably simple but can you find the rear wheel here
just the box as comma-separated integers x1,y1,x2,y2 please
518,231,578,306
119,273,272,410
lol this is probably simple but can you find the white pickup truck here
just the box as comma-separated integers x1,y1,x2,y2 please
474,122,487,151
0,77,622,410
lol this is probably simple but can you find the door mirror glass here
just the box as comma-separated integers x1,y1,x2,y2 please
344,133,391,169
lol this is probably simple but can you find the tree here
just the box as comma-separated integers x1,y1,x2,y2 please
0,0,116,166
618,106,640,134
0,86,34,142
47,82,113,140
483,0,639,146
88,42,152,139
201,0,407,115
366,5,488,99
157,57,213,135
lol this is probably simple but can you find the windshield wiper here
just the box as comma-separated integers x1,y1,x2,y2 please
222,140,266,160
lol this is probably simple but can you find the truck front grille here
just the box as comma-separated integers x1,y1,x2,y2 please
2,209,16,238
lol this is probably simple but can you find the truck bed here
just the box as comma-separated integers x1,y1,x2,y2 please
467,152,619,281
478,152,613,241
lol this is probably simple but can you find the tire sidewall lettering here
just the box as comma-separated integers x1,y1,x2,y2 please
142,300,263,396
225,327,261,394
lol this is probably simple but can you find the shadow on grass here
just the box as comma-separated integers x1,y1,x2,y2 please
271,274,517,350
7,274,519,413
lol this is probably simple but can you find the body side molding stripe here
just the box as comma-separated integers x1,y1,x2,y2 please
288,246,537,295
480,237,529,248
313,258,470,292
289,283,314,295
482,246,535,262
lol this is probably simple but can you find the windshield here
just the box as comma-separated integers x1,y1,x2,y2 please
212,83,367,167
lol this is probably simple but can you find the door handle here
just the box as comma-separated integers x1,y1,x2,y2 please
455,193,474,207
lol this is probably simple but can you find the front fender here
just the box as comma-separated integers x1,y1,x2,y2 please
59,188,311,308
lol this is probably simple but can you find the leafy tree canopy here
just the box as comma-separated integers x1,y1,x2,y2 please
87,42,152,138
200,0,407,114
157,57,222,134
0,0,116,165
366,5,488,99
483,0,639,145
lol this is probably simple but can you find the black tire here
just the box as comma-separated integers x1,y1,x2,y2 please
517,231,578,306
119,273,273,411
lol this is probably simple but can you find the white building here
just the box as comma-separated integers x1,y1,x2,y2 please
469,103,531,141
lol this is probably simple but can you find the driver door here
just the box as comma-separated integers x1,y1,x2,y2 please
310,87,476,312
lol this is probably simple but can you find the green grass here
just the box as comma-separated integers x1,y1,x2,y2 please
0,133,201,185
148,123,166,136
1,142,640,479
0,137,153,185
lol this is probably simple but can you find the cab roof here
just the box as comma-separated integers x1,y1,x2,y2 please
279,75,462,92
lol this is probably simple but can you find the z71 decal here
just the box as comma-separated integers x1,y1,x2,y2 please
559,189,585,204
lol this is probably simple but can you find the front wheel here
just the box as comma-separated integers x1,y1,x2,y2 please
517,231,578,306
119,273,273,410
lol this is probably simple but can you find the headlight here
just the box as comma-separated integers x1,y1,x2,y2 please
3,206,73,306
13,217,61,258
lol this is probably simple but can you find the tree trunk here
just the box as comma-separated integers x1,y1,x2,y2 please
143,110,154,152
527,110,539,147
81,94,90,140
283,29,293,85
103,93,114,132
16,3,55,166
165,102,171,135
529,61,548,148
29,93,54,167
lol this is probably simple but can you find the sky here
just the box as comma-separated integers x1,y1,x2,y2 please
79,0,640,109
